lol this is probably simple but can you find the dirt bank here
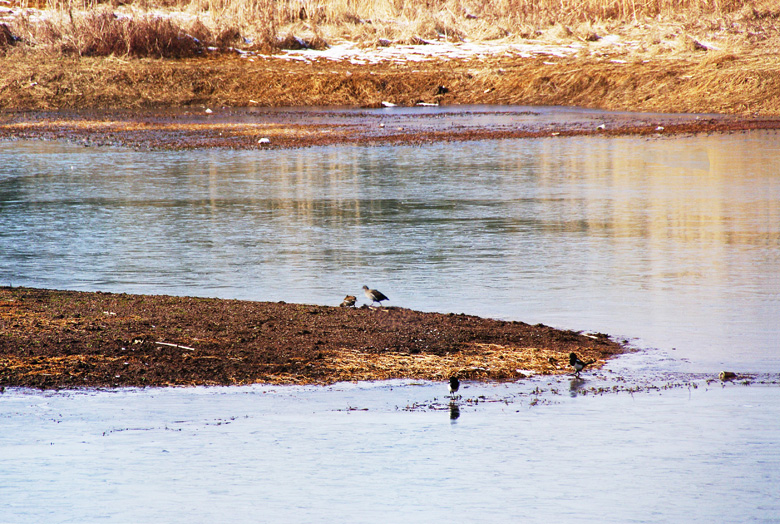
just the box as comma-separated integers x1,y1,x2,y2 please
2,46,779,150
0,287,624,389
2,50,780,115
4,103,780,151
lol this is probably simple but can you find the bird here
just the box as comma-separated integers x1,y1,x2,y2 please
569,352,596,376
449,376,460,398
362,285,388,307
340,295,356,308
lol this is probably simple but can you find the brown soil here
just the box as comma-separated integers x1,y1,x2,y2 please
0,287,624,389
3,49,780,114
2,50,779,149
3,104,780,151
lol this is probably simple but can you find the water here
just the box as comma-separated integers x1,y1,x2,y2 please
2,379,780,523
1,123,780,522
2,130,778,372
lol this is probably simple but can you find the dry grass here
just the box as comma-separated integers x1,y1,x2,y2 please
305,343,581,384
2,48,780,114
1,0,779,114
2,0,779,57
0,343,584,385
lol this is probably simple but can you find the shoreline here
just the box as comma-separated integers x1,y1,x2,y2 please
0,286,625,389
2,43,780,115
3,37,780,149
3,104,780,151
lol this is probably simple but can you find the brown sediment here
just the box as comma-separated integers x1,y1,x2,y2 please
2,105,779,151
0,287,624,389
1,50,780,150
1,50,780,115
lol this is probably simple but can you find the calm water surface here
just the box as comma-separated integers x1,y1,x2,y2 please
1,123,779,522
2,129,778,371
2,378,780,523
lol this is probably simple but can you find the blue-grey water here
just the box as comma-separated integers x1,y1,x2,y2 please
1,124,779,523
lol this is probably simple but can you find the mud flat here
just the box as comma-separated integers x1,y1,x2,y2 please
3,103,780,151
0,287,624,389
2,44,780,150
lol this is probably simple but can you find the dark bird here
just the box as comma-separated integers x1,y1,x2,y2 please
362,285,388,307
340,295,356,308
570,352,596,376
449,376,460,398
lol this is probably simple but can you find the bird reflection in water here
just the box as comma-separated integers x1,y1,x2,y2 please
569,376,587,397
449,401,460,422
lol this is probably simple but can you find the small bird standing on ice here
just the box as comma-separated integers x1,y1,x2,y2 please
569,352,596,376
449,376,460,398
362,285,388,307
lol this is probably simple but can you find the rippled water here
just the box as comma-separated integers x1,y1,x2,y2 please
2,378,780,523
2,129,779,371
1,122,780,522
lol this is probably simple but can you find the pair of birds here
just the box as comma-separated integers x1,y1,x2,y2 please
340,285,389,308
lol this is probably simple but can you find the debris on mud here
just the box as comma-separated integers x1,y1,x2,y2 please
0,287,624,389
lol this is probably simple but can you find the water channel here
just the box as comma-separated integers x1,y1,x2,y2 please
1,115,779,522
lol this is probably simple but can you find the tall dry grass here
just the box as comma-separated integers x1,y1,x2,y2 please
3,0,779,57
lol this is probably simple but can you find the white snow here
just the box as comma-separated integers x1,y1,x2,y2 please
272,39,587,65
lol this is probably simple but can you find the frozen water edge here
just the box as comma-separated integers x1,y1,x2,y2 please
2,363,779,523
2,348,779,421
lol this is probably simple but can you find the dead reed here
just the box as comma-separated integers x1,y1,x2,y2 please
3,0,778,58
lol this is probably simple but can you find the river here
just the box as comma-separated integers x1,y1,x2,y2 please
1,117,779,522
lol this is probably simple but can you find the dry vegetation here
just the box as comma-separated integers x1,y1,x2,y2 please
0,287,623,388
1,0,779,113
2,0,779,59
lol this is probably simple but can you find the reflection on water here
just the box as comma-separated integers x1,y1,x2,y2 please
1,380,779,523
2,127,780,524
449,401,460,422
568,376,589,398
1,131,779,372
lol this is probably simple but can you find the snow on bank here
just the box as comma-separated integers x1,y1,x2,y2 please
3,5,644,65
270,39,590,65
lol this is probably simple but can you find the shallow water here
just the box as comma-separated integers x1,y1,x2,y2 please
1,119,780,522
2,376,779,523
2,127,778,372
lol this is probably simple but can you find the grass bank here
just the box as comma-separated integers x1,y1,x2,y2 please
0,1,779,114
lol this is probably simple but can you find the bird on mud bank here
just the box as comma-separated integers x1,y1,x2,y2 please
449,376,460,398
340,295,356,308
569,352,596,376
362,285,388,307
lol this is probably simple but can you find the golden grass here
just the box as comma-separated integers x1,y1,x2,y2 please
305,343,581,384
1,0,779,114
3,0,779,57
0,343,585,385
0,354,124,377
2,49,780,114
